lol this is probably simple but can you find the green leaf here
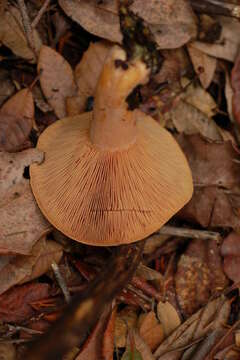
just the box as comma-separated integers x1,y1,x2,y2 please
121,348,143,360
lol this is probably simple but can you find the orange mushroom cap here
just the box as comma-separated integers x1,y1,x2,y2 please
30,46,193,246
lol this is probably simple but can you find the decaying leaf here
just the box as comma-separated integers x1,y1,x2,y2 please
187,43,217,89
59,0,197,49
157,302,181,337
59,0,122,44
0,236,63,295
192,16,240,62
0,69,15,107
175,239,228,317
130,330,154,360
130,0,197,49
0,88,34,151
0,6,42,62
154,297,230,358
138,311,164,351
0,343,16,360
0,149,51,255
67,41,112,115
221,232,240,284
170,100,222,141
115,306,138,348
0,282,50,323
176,134,240,189
38,45,77,118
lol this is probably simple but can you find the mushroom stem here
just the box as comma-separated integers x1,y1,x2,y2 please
90,46,150,151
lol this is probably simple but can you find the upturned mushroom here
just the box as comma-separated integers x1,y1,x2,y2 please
30,46,193,246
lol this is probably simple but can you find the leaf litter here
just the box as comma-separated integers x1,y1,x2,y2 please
1,0,240,359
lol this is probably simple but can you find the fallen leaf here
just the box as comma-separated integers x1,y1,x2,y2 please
175,239,228,317
38,45,77,118
170,100,222,141
131,330,154,360
59,0,197,49
0,343,16,360
0,283,50,323
154,297,230,358
176,134,240,189
115,306,138,348
0,69,15,107
121,348,143,360
130,0,197,49
138,311,164,351
187,43,217,89
221,232,240,284
0,149,51,255
0,88,34,151
59,0,122,44
67,41,112,116
0,6,41,62
0,236,62,295
157,301,181,336
192,16,240,62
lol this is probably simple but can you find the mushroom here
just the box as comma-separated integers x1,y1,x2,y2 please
30,46,193,246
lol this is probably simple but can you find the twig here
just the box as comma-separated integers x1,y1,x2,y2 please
158,225,221,242
190,0,240,19
17,0,37,57
51,261,71,304
25,242,144,360
32,0,51,29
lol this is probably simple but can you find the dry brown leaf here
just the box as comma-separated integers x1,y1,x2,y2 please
225,69,234,122
175,239,228,317
0,88,34,151
0,69,15,107
192,16,240,62
0,282,50,323
115,306,138,348
0,6,42,62
143,234,170,255
157,301,181,337
181,79,216,117
102,307,116,360
187,44,217,89
130,0,197,49
0,237,62,295
138,311,164,351
67,41,112,116
59,0,122,44
136,263,163,281
0,149,51,255
221,232,240,284
170,100,222,141
154,297,230,358
38,45,77,118
131,330,155,360
0,343,16,360
176,134,240,189
59,0,196,49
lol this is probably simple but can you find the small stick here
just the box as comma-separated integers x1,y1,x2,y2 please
190,0,240,19
17,0,37,57
32,0,51,29
51,261,71,304
158,225,221,242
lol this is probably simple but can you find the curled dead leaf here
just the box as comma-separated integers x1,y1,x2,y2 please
0,6,41,62
157,301,181,337
0,88,34,151
38,45,77,118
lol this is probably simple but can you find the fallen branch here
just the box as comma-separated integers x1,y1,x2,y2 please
158,225,221,242
190,0,240,19
32,0,51,29
17,0,37,57
25,241,144,360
